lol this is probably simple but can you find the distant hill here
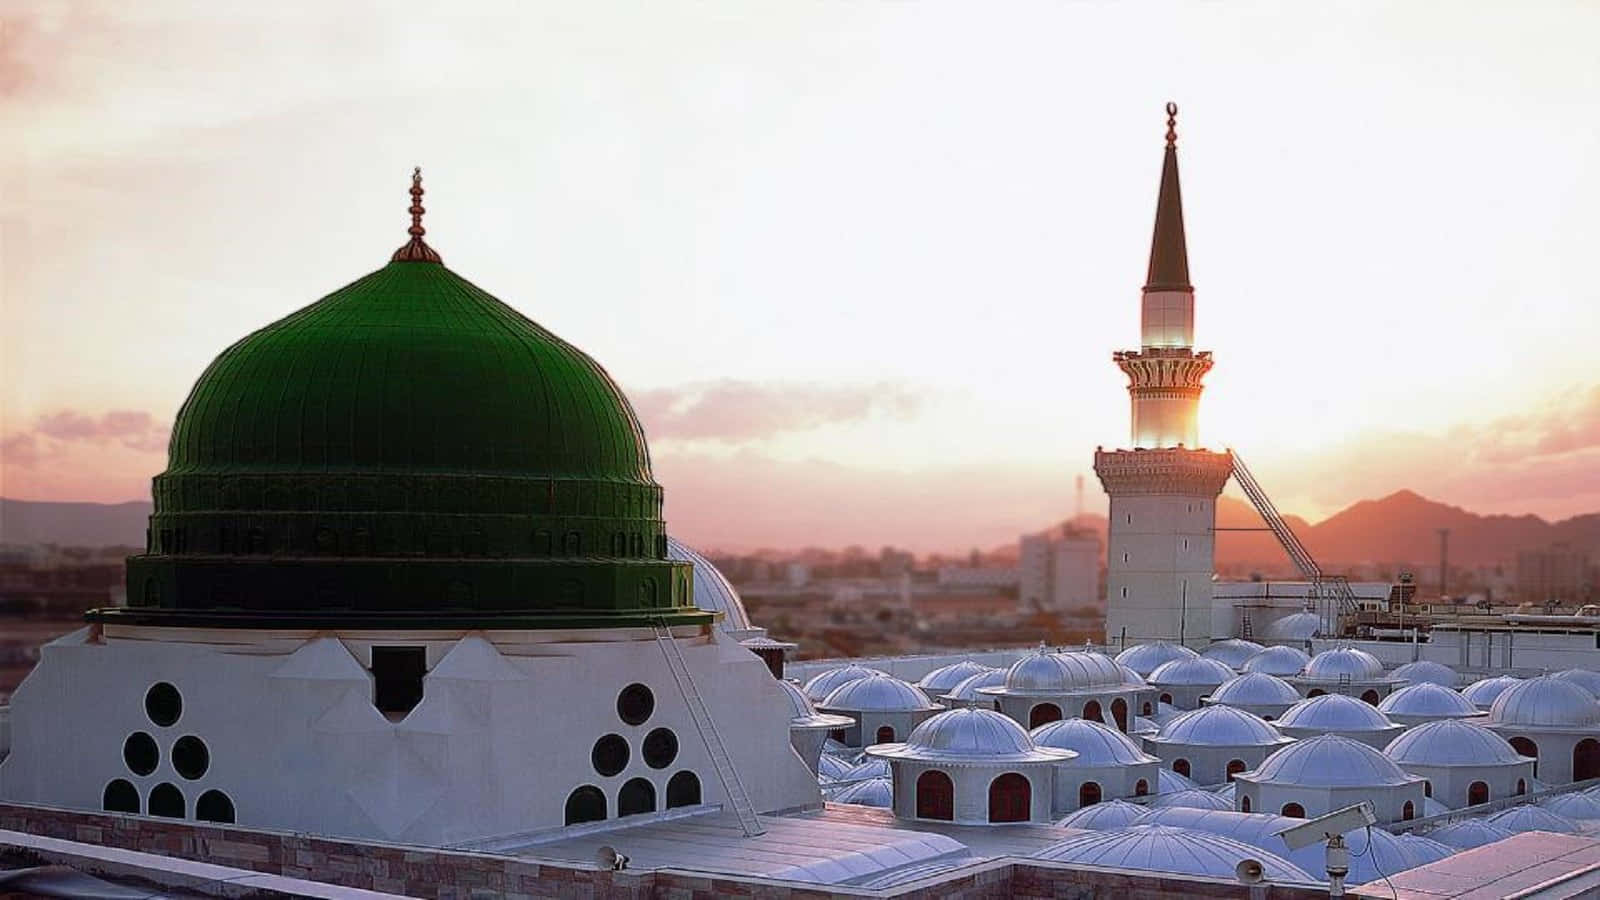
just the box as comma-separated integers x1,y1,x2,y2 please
1,498,151,547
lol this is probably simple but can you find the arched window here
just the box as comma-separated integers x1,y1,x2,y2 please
1516,778,1527,796
916,770,954,821
563,530,583,555
102,780,138,814
1159,693,1173,706
1111,698,1129,732
988,773,1031,823
1083,700,1104,724
1468,781,1489,806
1509,737,1539,777
1133,779,1149,797
618,778,656,817
148,783,184,818
1029,703,1062,728
1226,759,1247,781
1402,800,1415,821
666,771,701,809
1240,794,1252,813
1142,701,1153,717
1361,689,1381,705
1574,738,1600,782
1307,688,1326,698
875,725,896,744
196,790,235,824
1423,780,1432,797
565,785,606,825
1078,781,1102,808
1281,802,1305,819
1173,759,1190,778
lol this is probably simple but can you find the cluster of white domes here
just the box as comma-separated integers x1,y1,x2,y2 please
803,664,886,702
828,777,893,808
915,660,994,695
998,648,1125,694
870,708,1072,764
1241,645,1311,677
1461,675,1521,710
941,668,1007,706
1489,675,1600,728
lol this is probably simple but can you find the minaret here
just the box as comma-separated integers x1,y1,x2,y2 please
1095,103,1234,649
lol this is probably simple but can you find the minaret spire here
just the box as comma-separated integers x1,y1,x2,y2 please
1145,102,1191,293
391,167,443,264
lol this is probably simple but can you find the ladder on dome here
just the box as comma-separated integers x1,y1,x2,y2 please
1228,450,1359,637
652,622,765,837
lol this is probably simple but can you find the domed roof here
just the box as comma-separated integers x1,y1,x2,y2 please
816,754,853,782
1266,611,1321,641
1303,647,1385,681
829,777,893,808
1117,664,1148,687
1213,781,1237,803
1114,642,1199,677
1000,650,1075,694
1553,669,1600,698
1156,768,1201,794
1424,819,1515,850
1030,718,1158,766
1242,646,1310,677
1396,833,1456,866
1542,792,1600,820
1489,676,1600,729
1384,719,1529,767
1055,799,1146,830
1461,675,1522,710
1391,660,1459,688
1033,825,1314,883
1277,694,1397,732
1207,673,1300,708
803,665,887,702
870,708,1072,764
1486,804,1580,834
776,680,854,732
1053,651,1127,689
1153,705,1289,748
916,660,994,694
1145,789,1233,811
1200,639,1266,670
666,538,755,635
1378,683,1484,721
1149,656,1237,687
109,176,705,630
820,674,940,713
839,758,891,782
942,668,1008,703
1241,734,1414,787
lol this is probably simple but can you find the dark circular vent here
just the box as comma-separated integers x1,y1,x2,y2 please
617,683,654,726
642,728,678,769
591,734,629,777
172,735,210,780
196,789,235,824
145,683,182,727
148,782,184,818
103,779,139,814
123,732,159,776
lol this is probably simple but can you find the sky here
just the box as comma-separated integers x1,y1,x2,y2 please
2,1,1598,553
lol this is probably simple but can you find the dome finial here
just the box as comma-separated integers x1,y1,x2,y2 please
391,166,443,264
1165,102,1178,148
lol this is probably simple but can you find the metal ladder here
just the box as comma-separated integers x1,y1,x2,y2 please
652,622,765,837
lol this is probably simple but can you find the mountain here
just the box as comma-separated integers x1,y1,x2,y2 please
1,498,151,547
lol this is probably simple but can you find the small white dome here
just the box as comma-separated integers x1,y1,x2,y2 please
666,538,755,635
942,668,1008,703
1156,768,1201,794
1461,675,1522,710
1244,734,1414,787
1542,792,1600,820
1303,647,1385,681
1149,656,1237,687
777,680,854,732
1266,611,1322,641
1003,650,1075,693
1378,683,1483,720
1424,819,1514,850
1030,718,1157,766
1207,672,1300,708
1055,799,1146,830
1242,645,1311,677
1114,642,1199,677
1486,804,1581,834
1278,693,1397,732
1420,796,1453,817
1385,719,1528,767
1390,660,1459,688
1213,782,1236,802
1397,833,1456,866
1155,705,1288,748
872,707,1072,763
839,757,890,781
1489,676,1600,729
1117,664,1148,686
1033,825,1313,883
803,664,887,702
1053,651,1127,689
1145,789,1233,811
1132,716,1160,735
1552,669,1600,698
1200,639,1266,670
817,754,853,782
819,674,940,713
829,777,893,808
916,660,993,694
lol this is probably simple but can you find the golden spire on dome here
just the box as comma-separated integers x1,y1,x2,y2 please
391,167,443,263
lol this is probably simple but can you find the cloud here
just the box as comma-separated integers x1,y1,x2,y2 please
0,432,44,468
631,379,924,443
29,408,169,452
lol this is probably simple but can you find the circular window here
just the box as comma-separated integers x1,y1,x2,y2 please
592,734,629,777
145,683,182,727
642,728,678,769
172,735,210,780
616,683,654,726
123,732,159,776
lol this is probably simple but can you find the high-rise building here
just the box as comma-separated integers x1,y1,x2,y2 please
1018,528,1101,614
1095,105,1233,648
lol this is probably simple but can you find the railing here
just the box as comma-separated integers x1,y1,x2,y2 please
1387,776,1600,834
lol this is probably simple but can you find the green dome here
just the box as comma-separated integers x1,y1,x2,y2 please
107,183,704,630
